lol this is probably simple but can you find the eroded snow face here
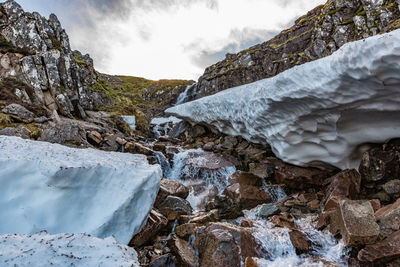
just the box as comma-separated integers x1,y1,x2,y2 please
0,232,139,266
167,29,400,169
0,136,162,244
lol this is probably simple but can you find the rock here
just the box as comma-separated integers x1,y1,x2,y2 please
325,169,361,200
0,136,162,244
194,223,259,267
383,179,400,195
289,230,311,254
154,179,189,208
129,209,168,247
184,151,239,171
203,142,215,151
221,136,238,150
188,125,206,138
369,199,381,212
228,171,263,187
166,30,400,169
270,214,297,230
189,209,219,224
158,196,193,220
149,254,176,267
262,158,335,190
330,200,380,246
358,230,400,265
224,183,271,210
175,223,199,239
244,257,260,267
256,203,280,219
39,119,88,146
2,103,34,122
168,236,198,267
249,161,275,179
87,130,102,145
133,142,155,156
0,125,32,139
205,195,242,220
359,144,400,183
375,198,400,237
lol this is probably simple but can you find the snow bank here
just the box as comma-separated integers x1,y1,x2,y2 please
167,29,400,169
0,231,139,266
0,136,162,244
121,115,136,131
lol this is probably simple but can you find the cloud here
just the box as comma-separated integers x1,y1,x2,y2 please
186,27,278,69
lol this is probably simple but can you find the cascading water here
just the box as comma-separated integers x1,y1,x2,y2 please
175,83,198,106
167,149,236,210
151,116,182,138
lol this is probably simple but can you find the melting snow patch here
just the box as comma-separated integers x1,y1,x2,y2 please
0,136,162,244
0,232,139,266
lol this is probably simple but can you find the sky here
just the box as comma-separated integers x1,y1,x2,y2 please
13,0,325,80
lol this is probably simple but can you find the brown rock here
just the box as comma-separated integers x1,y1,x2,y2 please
270,214,297,230
325,169,361,200
228,171,263,187
184,151,239,171
153,143,167,153
124,142,135,153
382,179,400,195
154,179,189,208
194,222,260,267
189,210,219,224
330,200,380,246
158,196,193,220
168,236,198,267
134,142,155,156
375,198,400,237
205,195,242,220
224,183,271,210
358,230,400,265
263,157,336,190
369,199,381,212
116,137,127,146
241,219,255,228
175,223,199,239
289,230,311,254
203,142,215,151
129,209,168,247
244,257,260,267
149,254,176,267
87,130,102,145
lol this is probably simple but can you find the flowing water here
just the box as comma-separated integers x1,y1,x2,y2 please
175,83,198,106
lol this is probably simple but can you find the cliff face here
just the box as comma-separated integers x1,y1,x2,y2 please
196,0,400,99
0,0,104,118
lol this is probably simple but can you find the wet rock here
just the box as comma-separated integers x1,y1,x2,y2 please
154,179,189,208
86,130,102,145
2,104,35,122
187,125,206,138
133,142,155,156
184,151,239,171
249,161,275,179
263,157,336,190
270,214,297,230
375,198,400,237
256,203,280,219
228,171,263,187
325,169,361,200
224,183,271,210
175,223,199,239
330,200,380,246
153,143,167,153
158,196,193,220
358,230,400,265
149,254,176,267
189,209,219,224
382,179,400,195
168,236,198,267
130,209,168,247
205,195,242,220
194,222,259,267
289,230,311,254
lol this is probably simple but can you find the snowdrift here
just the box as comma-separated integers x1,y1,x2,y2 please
167,29,400,169
0,136,162,244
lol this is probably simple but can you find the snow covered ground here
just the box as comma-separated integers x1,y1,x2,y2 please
0,231,139,266
121,115,136,131
0,136,162,244
167,29,400,169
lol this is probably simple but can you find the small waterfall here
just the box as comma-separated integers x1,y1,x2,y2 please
154,151,172,177
167,149,236,210
175,83,197,106
151,116,182,138
241,209,349,266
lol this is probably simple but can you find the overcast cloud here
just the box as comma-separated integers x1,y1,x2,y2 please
13,0,324,80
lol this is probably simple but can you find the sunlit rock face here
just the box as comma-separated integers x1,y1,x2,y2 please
167,29,400,169
0,136,162,244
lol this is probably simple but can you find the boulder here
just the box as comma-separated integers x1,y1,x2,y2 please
358,230,400,265
184,151,239,171
205,195,242,220
383,179,400,195
86,130,102,145
325,169,361,200
189,209,219,224
194,223,260,267
224,183,271,210
158,196,193,220
375,198,400,237
129,209,168,247
228,171,263,187
175,223,199,239
289,230,311,254
168,236,198,267
330,200,380,246
149,254,176,267
154,179,189,208
2,103,34,122
0,125,32,139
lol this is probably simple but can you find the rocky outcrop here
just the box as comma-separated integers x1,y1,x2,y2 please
0,136,162,244
167,29,400,169
0,0,105,118
196,0,400,99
